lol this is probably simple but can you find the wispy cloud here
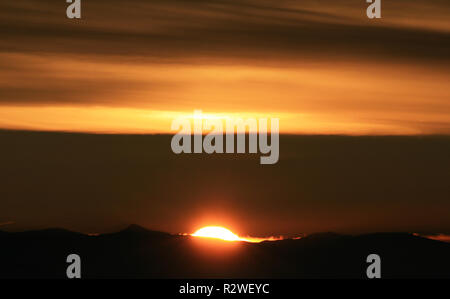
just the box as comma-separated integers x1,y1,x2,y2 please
0,0,449,134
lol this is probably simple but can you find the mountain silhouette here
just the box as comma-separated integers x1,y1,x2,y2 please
0,225,449,279
107,224,173,239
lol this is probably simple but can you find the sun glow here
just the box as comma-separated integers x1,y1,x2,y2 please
192,226,242,241
191,226,284,243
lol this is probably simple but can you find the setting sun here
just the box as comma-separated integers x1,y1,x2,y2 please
191,226,284,243
192,226,242,242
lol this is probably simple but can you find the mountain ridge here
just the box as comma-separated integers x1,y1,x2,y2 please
1,225,449,278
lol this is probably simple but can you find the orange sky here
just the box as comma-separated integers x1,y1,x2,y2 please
0,0,449,134
1,55,449,135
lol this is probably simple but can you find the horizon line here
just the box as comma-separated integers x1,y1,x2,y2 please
1,128,450,138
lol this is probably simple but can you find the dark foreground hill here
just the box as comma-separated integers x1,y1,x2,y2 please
0,225,449,279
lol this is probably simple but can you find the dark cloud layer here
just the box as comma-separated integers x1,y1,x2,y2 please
1,0,449,62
